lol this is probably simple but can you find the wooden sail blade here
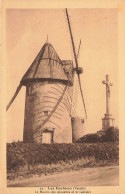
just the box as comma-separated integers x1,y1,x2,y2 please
65,8,79,69
65,8,87,119
77,74,87,119
6,84,22,111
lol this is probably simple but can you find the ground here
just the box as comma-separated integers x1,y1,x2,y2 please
7,165,119,187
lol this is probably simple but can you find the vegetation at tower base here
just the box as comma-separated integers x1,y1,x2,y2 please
7,141,119,180
77,127,119,143
102,127,119,142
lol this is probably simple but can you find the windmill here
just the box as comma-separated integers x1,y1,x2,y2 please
6,9,87,143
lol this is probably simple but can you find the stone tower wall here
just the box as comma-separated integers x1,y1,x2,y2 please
71,117,84,142
23,80,73,143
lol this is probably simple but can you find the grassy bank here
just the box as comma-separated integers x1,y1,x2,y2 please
7,142,119,180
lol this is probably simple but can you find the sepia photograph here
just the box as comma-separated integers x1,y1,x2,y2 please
5,7,120,188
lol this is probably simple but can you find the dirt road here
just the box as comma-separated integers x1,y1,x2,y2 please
7,165,119,187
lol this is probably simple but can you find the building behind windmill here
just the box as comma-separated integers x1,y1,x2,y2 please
20,42,84,143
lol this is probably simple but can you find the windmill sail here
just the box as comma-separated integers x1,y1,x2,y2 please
65,8,87,119
6,84,22,111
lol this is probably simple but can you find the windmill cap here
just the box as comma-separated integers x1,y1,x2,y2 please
21,42,73,85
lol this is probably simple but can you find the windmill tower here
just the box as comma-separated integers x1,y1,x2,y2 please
22,43,75,143
6,9,87,143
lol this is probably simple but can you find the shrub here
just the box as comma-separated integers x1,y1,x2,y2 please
7,154,26,171
77,127,119,143
102,127,119,142
7,142,119,172
77,134,100,143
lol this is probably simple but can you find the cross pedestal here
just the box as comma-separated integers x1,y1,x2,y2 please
102,114,114,131
102,74,114,130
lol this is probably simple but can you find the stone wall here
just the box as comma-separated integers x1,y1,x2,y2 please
71,117,84,142
23,80,73,143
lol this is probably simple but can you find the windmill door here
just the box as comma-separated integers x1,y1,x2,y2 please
42,131,53,143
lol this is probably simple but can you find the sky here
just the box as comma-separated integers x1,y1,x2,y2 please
6,8,118,143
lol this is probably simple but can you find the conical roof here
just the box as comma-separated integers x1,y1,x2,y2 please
21,43,70,85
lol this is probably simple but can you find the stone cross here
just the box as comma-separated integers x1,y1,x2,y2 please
102,74,113,115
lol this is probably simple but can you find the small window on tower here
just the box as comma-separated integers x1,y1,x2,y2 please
81,119,84,123
44,111,48,116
